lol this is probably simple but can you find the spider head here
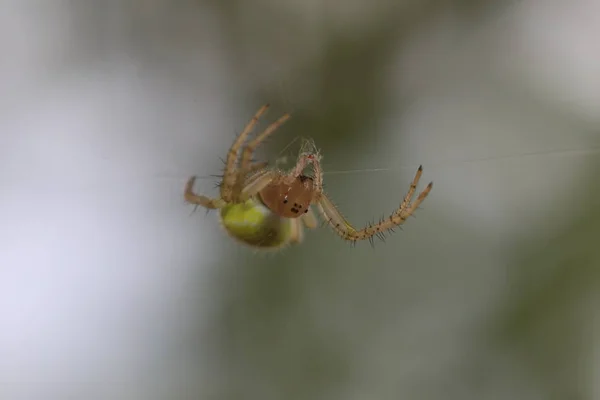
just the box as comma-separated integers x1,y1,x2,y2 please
258,175,315,219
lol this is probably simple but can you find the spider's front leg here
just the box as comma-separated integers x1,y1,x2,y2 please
398,165,423,212
301,207,318,229
315,165,433,243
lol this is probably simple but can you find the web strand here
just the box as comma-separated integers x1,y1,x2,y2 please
163,145,600,182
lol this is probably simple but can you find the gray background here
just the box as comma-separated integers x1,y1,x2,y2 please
1,0,600,399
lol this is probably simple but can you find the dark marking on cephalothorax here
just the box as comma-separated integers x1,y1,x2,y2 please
258,174,316,219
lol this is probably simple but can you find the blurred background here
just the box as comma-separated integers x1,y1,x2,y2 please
1,0,600,399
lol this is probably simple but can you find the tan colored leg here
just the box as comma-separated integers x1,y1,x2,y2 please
288,218,304,244
398,165,423,212
398,181,432,219
184,176,226,209
221,104,270,202
301,206,318,229
230,161,269,199
239,113,290,173
315,166,433,243
239,170,277,201
245,161,268,175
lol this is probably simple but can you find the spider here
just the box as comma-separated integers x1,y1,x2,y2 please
184,104,433,249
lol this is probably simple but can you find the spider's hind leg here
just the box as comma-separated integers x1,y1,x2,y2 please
185,176,226,209
397,180,433,220
398,165,423,212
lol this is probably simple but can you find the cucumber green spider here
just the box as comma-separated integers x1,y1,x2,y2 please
184,104,433,249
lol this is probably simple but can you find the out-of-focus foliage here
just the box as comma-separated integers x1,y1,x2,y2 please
494,185,600,400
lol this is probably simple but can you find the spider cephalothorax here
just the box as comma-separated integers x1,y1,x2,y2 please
184,104,432,249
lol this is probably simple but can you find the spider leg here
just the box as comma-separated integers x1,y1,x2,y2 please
397,180,432,219
221,104,270,202
300,206,318,229
238,157,283,186
314,164,433,242
239,170,278,201
398,165,423,212
244,161,269,176
184,176,226,209
289,218,305,244
315,193,354,237
239,112,290,173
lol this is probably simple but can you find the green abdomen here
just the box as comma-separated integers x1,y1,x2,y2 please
220,199,293,249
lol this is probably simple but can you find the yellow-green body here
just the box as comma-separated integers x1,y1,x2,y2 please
220,198,294,249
